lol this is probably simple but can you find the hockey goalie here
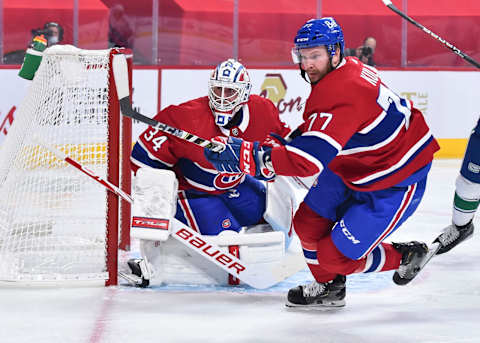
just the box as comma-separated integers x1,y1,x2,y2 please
122,59,309,287
124,168,308,288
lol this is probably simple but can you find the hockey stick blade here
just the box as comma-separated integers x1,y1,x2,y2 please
382,0,480,68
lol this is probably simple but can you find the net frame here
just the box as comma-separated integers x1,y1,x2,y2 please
0,46,132,286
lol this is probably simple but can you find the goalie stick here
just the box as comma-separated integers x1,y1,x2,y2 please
38,135,306,288
382,0,480,69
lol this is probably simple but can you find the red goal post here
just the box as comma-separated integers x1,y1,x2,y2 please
0,46,132,286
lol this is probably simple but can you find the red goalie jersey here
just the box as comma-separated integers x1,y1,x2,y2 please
131,95,290,194
271,57,440,191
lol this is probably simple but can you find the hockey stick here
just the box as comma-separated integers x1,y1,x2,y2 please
382,0,480,69
38,135,305,288
35,137,133,203
111,54,225,152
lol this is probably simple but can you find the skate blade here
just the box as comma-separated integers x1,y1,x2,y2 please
285,300,346,311
418,242,441,271
118,271,149,288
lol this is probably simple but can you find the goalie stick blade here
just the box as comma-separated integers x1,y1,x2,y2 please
269,250,307,285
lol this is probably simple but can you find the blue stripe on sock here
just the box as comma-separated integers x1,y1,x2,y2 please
365,247,381,273
302,249,317,261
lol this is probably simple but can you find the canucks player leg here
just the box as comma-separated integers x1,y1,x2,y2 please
434,117,480,254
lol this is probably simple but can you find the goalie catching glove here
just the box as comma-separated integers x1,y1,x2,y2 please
204,136,275,181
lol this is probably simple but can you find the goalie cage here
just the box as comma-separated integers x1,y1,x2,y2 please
0,45,132,286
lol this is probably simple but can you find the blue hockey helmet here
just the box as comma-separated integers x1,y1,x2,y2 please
292,17,345,63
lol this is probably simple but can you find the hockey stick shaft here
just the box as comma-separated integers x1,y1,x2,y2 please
111,54,224,152
35,137,134,203
118,98,224,152
382,0,480,69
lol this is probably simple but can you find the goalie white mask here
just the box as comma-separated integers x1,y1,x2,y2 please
208,59,252,127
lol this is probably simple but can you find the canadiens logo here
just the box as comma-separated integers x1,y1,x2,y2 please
213,172,245,190
222,219,231,228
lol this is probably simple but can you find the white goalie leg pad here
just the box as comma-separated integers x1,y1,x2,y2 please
146,229,286,287
131,168,178,241
264,175,316,247
130,168,178,284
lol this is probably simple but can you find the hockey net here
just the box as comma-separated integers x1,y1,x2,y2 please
0,45,132,286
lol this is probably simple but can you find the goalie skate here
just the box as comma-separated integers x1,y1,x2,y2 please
119,259,150,288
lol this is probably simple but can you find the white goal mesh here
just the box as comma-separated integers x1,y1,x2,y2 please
0,45,131,285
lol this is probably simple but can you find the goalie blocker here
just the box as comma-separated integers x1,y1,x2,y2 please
128,168,302,287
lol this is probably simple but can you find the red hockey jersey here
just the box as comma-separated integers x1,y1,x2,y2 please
131,95,290,194
271,57,440,191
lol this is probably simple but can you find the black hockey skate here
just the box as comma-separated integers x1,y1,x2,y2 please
286,275,346,309
392,241,428,285
433,221,474,255
126,258,150,288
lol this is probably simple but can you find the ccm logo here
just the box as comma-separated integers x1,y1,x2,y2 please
175,227,246,276
132,216,169,230
242,141,252,174
340,220,360,244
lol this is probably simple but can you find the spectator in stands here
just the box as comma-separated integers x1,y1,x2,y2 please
17,22,64,79
3,22,64,64
344,36,376,66
32,22,64,47
108,4,134,49
107,4,149,64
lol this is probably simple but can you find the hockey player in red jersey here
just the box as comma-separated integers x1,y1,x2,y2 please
205,18,440,308
131,58,292,233
128,59,293,285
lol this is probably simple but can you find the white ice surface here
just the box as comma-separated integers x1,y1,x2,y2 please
1,159,479,343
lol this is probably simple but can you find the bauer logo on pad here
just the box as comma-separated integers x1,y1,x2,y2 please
132,216,169,230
